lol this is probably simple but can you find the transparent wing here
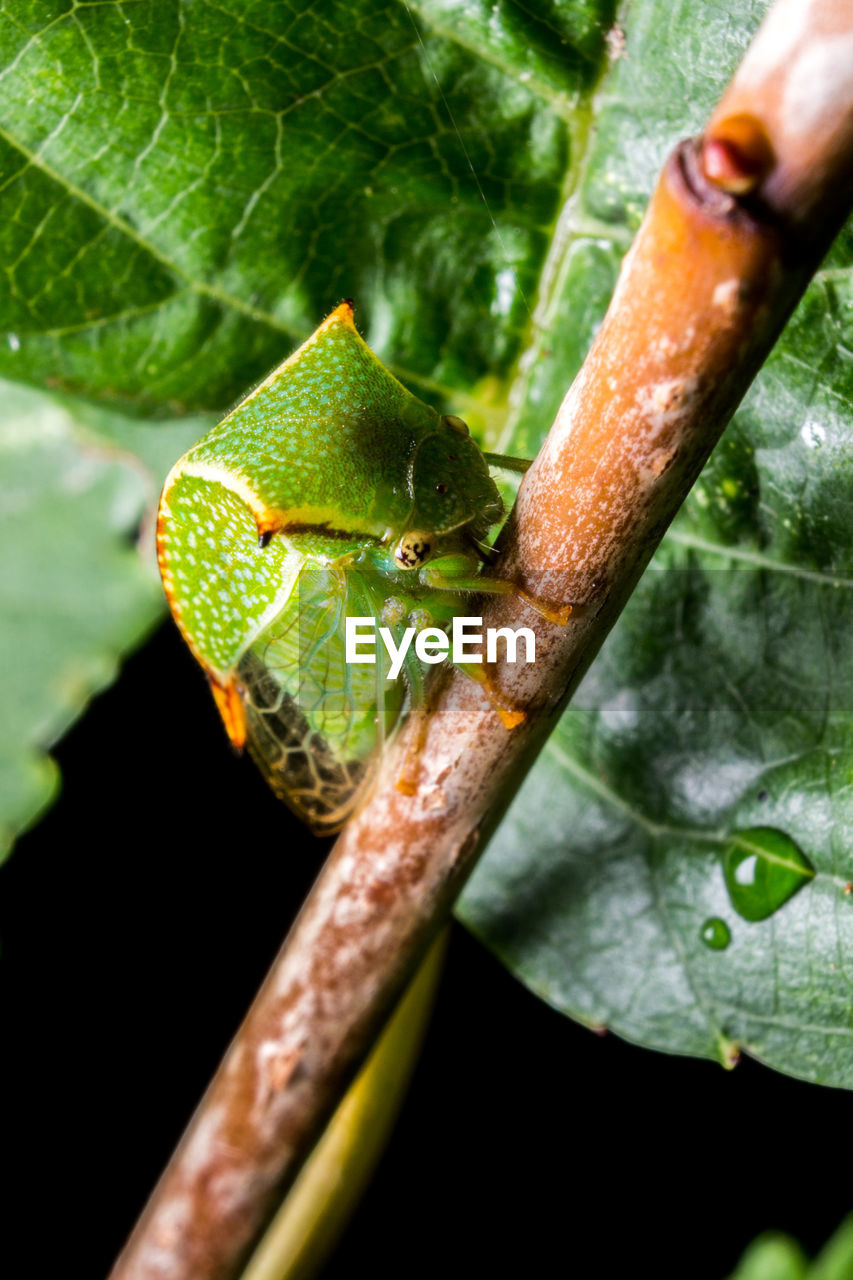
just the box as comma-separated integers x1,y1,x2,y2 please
234,564,405,835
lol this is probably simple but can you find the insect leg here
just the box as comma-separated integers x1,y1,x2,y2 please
422,567,572,626
395,630,431,797
417,565,569,729
454,660,526,730
481,451,532,474
410,573,529,730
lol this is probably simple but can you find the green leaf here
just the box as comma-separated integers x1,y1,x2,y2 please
1,0,850,1091
459,3,853,1087
0,377,207,857
727,1233,807,1280
0,0,609,414
810,1217,853,1280
727,1219,853,1280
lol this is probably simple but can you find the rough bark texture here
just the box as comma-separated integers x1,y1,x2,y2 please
110,2,853,1277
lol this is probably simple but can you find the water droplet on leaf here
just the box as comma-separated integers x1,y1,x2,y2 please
700,917,731,950
722,827,814,922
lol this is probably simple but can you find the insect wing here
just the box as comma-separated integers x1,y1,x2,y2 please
234,564,404,835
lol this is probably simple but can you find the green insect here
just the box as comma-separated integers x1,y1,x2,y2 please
158,302,565,834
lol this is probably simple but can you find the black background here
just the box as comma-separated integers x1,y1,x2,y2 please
1,622,849,1278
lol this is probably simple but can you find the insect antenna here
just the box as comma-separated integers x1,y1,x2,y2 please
469,537,499,565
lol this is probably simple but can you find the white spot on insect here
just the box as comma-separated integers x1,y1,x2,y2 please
166,458,266,526
801,419,825,449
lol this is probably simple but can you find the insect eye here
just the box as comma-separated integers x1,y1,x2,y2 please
394,530,433,570
443,414,469,436
435,483,448,494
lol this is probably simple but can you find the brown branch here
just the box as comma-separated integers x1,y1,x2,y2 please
110,3,853,1277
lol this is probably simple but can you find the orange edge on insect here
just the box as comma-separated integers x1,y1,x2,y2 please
326,298,356,329
208,676,248,751
255,507,289,542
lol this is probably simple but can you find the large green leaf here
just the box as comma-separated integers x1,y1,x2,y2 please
458,2,853,1086
0,0,850,1089
0,378,206,857
0,0,602,412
